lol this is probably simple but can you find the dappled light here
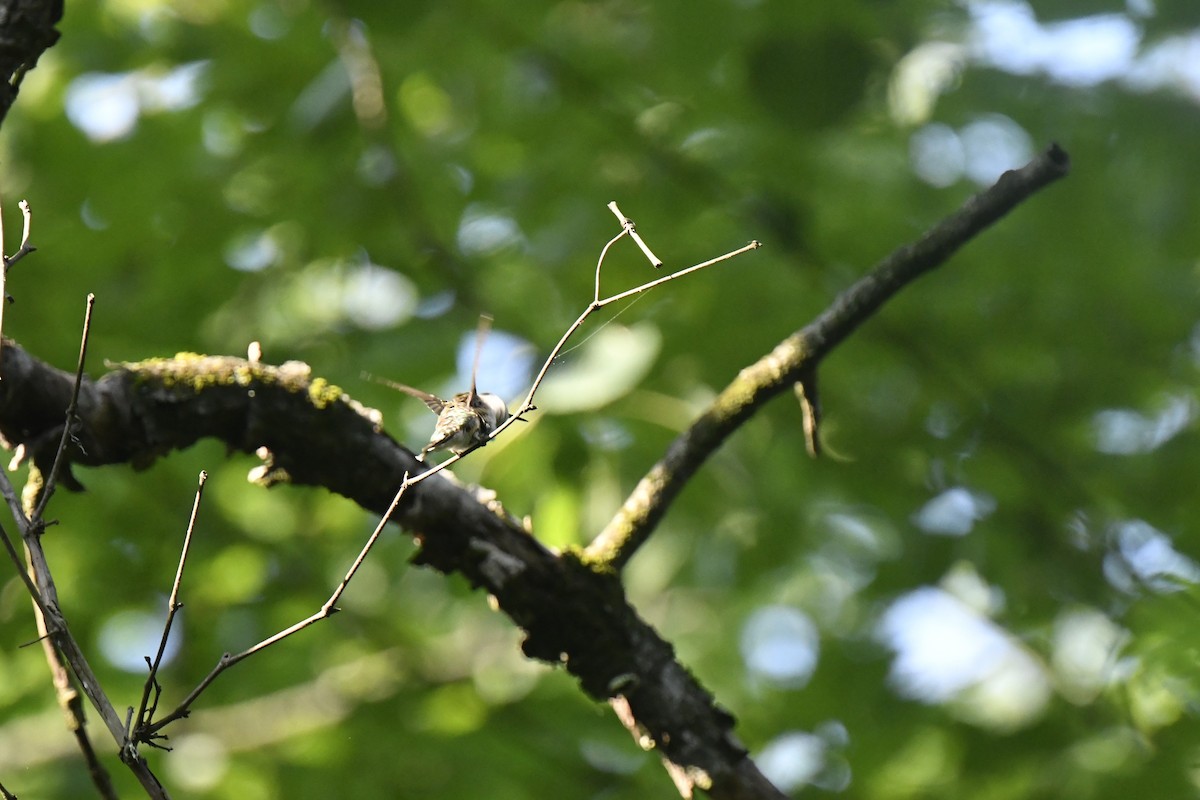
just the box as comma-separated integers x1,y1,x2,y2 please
65,63,208,142
739,605,819,689
913,487,996,537
878,583,1051,730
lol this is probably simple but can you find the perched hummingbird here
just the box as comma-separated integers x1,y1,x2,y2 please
377,315,511,461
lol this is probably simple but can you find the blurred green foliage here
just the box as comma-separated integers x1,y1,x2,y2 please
2,0,1200,797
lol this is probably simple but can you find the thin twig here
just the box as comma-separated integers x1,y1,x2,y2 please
0,458,42,609
0,517,49,618
0,447,29,523
138,474,412,740
0,195,29,375
0,200,37,363
32,292,94,521
794,369,821,457
585,143,1071,570
25,537,118,798
6,199,35,267
0,189,7,359
481,211,758,450
132,471,208,748
607,201,663,268
595,240,759,310
593,228,629,303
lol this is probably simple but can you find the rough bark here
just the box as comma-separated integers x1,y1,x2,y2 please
0,341,784,799
0,0,63,126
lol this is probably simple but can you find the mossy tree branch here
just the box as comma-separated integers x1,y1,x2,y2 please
0,147,1068,800
585,144,1071,570
0,341,786,800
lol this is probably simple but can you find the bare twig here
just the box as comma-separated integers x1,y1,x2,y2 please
0,459,46,646
6,199,36,267
131,471,208,750
1,192,6,354
0,197,35,374
20,541,165,797
481,207,758,450
32,292,94,521
593,227,630,303
0,523,39,605
391,205,754,469
794,369,821,458
595,240,759,310
607,201,664,268
137,474,412,740
586,143,1071,569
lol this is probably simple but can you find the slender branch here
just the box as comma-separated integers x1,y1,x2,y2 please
132,471,208,749
32,292,93,521
24,557,118,800
138,475,411,740
1,189,7,347
596,239,759,310
0,460,44,618
20,539,166,797
607,201,664,268
586,143,1071,569
5,199,35,267
484,208,758,449
0,521,36,600
0,196,35,375
593,228,628,302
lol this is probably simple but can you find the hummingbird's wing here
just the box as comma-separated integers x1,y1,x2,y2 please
467,314,493,403
369,376,447,414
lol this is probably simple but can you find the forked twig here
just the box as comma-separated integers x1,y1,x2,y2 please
131,471,208,750
386,204,756,475
136,473,412,741
586,143,1072,569
481,205,759,449
7,199,36,267
0,197,35,375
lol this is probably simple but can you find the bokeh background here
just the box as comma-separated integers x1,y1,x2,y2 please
2,1,1200,797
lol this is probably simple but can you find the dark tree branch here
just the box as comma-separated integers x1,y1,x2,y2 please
0,343,782,799
0,0,63,126
585,144,1071,569
0,149,1067,800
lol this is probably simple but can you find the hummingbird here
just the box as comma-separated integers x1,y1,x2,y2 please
376,315,511,461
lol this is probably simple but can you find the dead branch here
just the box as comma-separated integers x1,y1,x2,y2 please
585,143,1071,569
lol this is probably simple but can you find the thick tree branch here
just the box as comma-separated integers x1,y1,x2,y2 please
0,342,783,799
0,149,1067,800
0,0,63,126
585,143,1071,569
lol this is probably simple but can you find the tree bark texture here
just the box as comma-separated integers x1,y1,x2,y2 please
0,341,785,799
